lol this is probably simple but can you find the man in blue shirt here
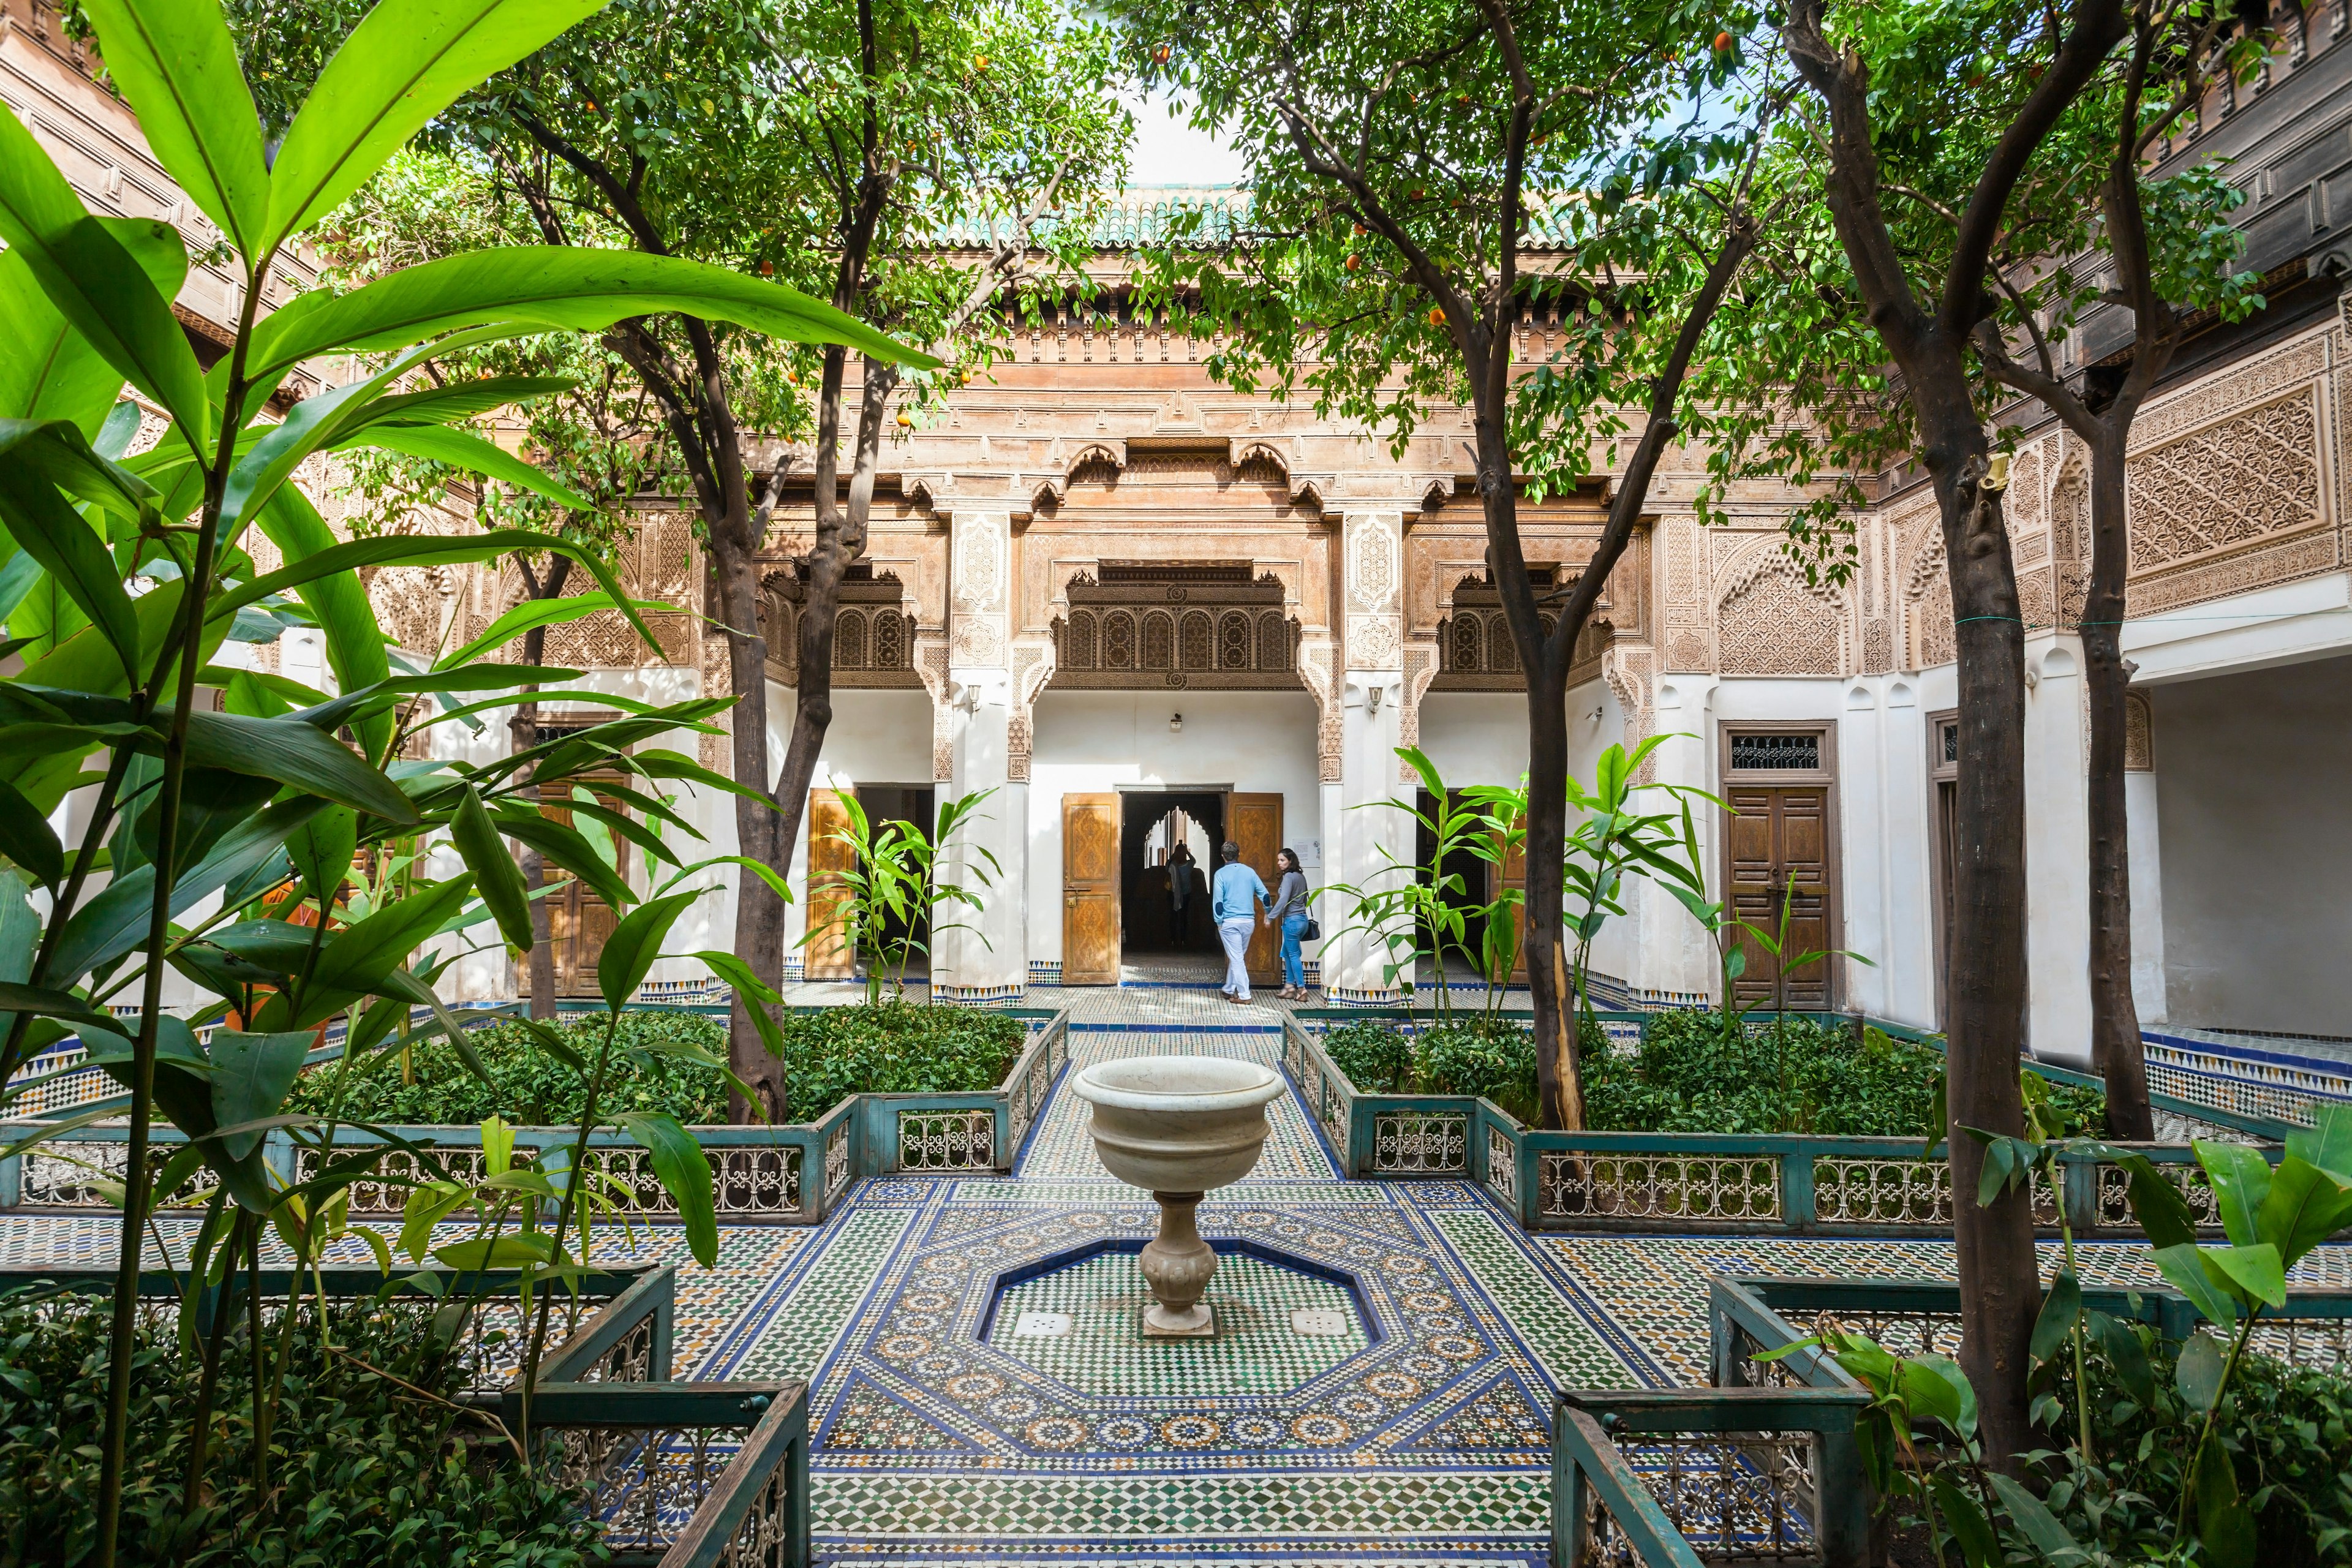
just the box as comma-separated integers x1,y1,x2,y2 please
1210,840,1269,1003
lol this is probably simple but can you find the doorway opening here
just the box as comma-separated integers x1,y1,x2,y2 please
1415,789,1492,980
1718,723,1842,1011
1060,790,1286,986
859,785,936,978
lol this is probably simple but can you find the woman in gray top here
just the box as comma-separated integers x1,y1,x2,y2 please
1267,848,1313,1000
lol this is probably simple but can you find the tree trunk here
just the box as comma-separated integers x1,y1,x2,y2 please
2084,427,2152,1137
1934,425,2040,1473
710,538,790,1120
1522,662,1582,1129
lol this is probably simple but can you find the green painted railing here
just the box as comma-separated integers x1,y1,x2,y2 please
2,1008,1070,1226
2,1262,810,1566
1552,1387,1874,1568
1709,1273,2352,1390
1278,1013,2277,1240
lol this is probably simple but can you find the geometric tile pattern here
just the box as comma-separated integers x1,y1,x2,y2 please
990,1251,1368,1395
21,987,2351,1566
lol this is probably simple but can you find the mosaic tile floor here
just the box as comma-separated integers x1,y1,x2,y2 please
13,992,2351,1566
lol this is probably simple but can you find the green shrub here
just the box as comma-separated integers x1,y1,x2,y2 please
289,1011,736,1126
1320,1008,2105,1137
1321,1020,1416,1093
0,1291,602,1566
772,1002,1028,1124
1415,1019,1540,1123
290,1004,1031,1128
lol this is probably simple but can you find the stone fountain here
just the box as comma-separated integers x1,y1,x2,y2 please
1070,1055,1284,1336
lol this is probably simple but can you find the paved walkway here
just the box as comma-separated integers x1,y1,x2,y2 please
10,985,2352,1564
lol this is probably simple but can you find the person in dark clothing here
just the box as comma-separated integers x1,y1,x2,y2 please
1167,842,1202,947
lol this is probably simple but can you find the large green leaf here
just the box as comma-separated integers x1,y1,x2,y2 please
253,485,394,761
0,109,207,437
249,247,937,383
342,422,594,511
2195,1140,2274,1249
0,222,189,436
452,785,532,953
211,526,611,624
45,794,327,984
0,425,142,676
436,589,651,671
2110,1152,2202,1251
294,875,476,1024
2028,1268,2081,1366
0,775,64,888
169,706,418,823
2286,1102,2352,1183
2204,1241,2286,1310
616,1110,715,1266
596,890,698,1012
2253,1155,2352,1268
207,1029,314,1161
74,0,270,256
263,0,612,251
341,374,578,433
2152,1242,2239,1329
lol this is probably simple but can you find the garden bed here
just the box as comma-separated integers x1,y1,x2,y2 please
288,1003,1033,1128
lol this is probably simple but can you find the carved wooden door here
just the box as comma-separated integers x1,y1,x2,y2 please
804,788,856,980
1061,793,1121,985
1494,824,1528,984
538,786,629,996
1230,792,1284,984
1723,785,1836,1010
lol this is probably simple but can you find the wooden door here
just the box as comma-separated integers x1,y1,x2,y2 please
1061,793,1121,984
1230,792,1283,984
804,788,856,980
538,785,630,995
1723,785,1835,1009
1494,826,1528,984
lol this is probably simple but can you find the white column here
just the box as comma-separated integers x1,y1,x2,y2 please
1624,677,1720,1005
2024,635,2093,1064
932,510,1027,1001
1323,512,1410,1003
2125,764,2167,1023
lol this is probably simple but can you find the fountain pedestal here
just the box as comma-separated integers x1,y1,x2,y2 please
1071,1056,1283,1338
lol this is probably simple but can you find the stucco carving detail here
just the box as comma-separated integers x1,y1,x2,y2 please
1716,554,1847,676
2127,389,2322,574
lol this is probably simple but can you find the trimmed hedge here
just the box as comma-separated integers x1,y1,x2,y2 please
1321,1008,2106,1137
290,1004,1031,1128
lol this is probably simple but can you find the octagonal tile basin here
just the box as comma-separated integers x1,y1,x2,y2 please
1070,1055,1283,1194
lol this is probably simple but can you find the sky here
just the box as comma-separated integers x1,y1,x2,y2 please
1121,89,1249,186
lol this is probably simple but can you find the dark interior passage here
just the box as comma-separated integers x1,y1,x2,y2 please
1119,790,1226,954
857,784,935,974
1415,789,1492,969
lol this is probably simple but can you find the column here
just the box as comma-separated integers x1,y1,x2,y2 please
1322,513,1411,1004
932,510,1027,1001
2023,634,2093,1065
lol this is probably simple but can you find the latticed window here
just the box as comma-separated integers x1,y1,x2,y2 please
1063,611,1098,669
1218,611,1252,668
872,608,905,668
1104,610,1136,668
1940,721,1959,764
1448,616,1483,671
836,610,867,668
1141,611,1174,669
1492,614,1520,672
1256,611,1289,669
1179,611,1212,669
1728,733,1821,771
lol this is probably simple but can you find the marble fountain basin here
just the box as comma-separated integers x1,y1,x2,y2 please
1070,1055,1284,1336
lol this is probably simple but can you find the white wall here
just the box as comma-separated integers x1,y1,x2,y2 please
2152,650,2352,1035
1417,692,1531,788
1027,690,1321,965
775,687,937,957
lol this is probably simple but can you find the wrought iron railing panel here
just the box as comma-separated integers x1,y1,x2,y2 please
1373,1112,1468,1174
895,1108,995,1171
1616,1433,1820,1562
1488,1123,1520,1208
1541,1153,1781,1223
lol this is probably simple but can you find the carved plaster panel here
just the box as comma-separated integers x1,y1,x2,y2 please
950,512,1011,669
1343,513,1404,673
1397,643,1440,780
1295,638,1343,784
2126,386,2324,575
